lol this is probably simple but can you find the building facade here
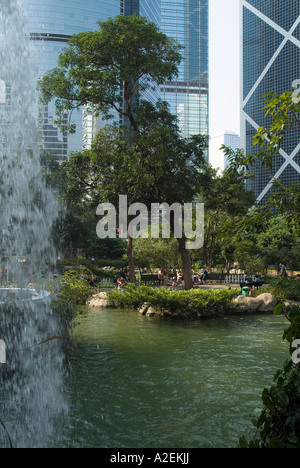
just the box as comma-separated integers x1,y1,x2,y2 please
209,131,240,174
24,0,121,159
161,0,209,140
240,0,300,204
23,0,208,158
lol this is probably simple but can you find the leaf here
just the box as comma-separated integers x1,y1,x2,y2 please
262,389,274,411
256,410,267,428
273,303,284,315
274,390,289,407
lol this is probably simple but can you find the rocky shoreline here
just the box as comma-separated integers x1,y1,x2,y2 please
87,291,285,318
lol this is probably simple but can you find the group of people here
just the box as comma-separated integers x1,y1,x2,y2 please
193,268,209,285
115,262,299,289
162,267,209,288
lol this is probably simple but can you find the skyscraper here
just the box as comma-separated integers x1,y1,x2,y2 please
161,0,209,140
241,0,300,204
24,0,121,159
23,0,208,158
209,131,240,174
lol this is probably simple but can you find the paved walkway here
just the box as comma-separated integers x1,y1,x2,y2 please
194,283,240,290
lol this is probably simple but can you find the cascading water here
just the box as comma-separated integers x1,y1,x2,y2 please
0,0,68,447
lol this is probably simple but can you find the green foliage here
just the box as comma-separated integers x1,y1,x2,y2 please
268,278,300,302
225,89,300,236
133,236,180,270
224,215,300,275
196,168,256,271
239,304,300,448
39,14,182,132
253,90,300,157
39,14,209,288
60,270,91,305
106,283,238,316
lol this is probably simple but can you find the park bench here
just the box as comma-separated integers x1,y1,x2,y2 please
140,274,161,286
239,281,264,290
206,273,226,283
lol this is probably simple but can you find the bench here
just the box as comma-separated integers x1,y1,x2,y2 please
140,274,161,286
240,281,264,290
206,273,226,283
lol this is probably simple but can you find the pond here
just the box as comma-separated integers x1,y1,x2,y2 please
58,308,288,448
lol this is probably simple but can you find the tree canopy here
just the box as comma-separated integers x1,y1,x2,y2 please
39,14,183,133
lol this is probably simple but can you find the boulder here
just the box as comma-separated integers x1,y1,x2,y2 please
146,306,161,317
256,293,278,312
234,292,277,313
88,292,112,308
138,302,150,315
234,295,264,312
139,303,173,317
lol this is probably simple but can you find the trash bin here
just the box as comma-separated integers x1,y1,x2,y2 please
242,286,251,297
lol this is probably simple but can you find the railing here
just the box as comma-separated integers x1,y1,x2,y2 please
100,278,114,288
225,274,246,283
225,274,260,283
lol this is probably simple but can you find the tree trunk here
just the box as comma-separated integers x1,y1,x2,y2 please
176,235,193,290
127,235,136,284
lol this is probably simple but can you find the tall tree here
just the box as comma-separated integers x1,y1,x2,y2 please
39,14,182,134
39,15,208,288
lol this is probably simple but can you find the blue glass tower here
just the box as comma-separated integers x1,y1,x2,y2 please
241,0,300,203
161,0,209,141
23,0,208,158
24,0,121,159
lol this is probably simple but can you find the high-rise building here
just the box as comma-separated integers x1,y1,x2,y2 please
209,131,240,174
241,0,300,204
24,0,121,159
161,0,209,141
23,0,208,158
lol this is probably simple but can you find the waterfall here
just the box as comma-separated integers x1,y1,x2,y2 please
0,0,68,448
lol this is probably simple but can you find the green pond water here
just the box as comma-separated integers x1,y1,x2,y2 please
59,308,289,448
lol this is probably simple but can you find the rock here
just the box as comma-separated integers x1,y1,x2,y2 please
146,306,162,317
234,295,264,312
234,293,277,313
88,292,112,308
256,293,278,312
138,303,150,315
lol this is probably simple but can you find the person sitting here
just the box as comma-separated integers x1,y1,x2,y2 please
117,275,127,289
171,277,178,288
199,268,209,284
193,274,199,284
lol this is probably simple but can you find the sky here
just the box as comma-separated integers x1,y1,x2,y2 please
209,0,240,138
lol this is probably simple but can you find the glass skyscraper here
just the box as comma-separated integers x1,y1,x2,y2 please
161,0,209,139
23,0,208,158
24,0,121,159
241,0,300,204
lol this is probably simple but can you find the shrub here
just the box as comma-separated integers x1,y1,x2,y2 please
268,277,300,302
107,284,239,316
60,270,91,305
